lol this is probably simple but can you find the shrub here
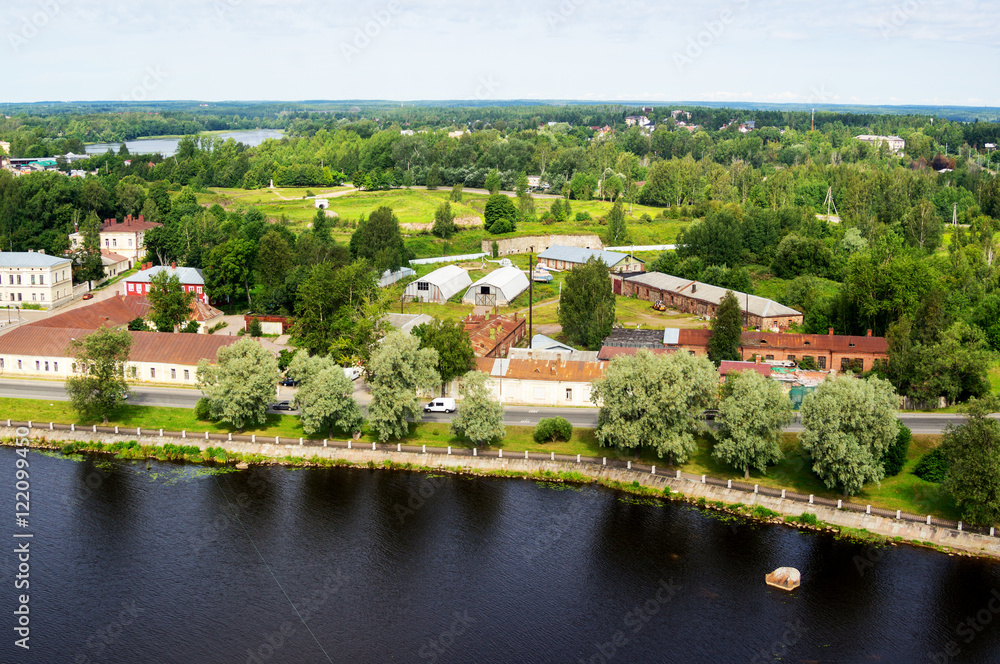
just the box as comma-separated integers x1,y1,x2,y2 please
248,317,263,337
640,213,652,223
882,422,911,477
195,397,213,421
128,317,149,331
533,417,573,443
490,218,513,235
181,320,200,334
575,211,591,221
786,512,820,526
913,448,949,483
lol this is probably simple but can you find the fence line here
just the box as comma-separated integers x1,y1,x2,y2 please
5,419,982,537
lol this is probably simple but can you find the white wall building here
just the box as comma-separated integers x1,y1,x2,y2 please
462,266,530,306
0,251,74,309
474,357,606,406
69,215,162,262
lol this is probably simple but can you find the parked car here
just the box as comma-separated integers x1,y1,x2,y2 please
273,401,294,411
280,377,298,387
424,398,456,413
82,293,93,300
343,366,362,381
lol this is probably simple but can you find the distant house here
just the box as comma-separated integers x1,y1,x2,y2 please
100,250,132,282
537,246,644,273
0,251,74,309
462,313,526,358
462,266,530,306
69,214,162,262
625,115,650,128
855,134,905,155
125,263,208,304
615,272,802,331
475,356,606,406
402,265,472,303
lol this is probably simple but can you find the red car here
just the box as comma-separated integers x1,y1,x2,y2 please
82,293,93,300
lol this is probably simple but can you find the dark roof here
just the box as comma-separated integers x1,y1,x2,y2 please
741,332,888,354
601,328,665,349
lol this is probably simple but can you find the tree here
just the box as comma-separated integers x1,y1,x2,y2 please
256,229,294,292
712,370,791,478
605,199,629,245
349,206,409,272
942,398,1000,526
426,163,441,190
295,358,364,439
591,351,717,464
294,260,383,360
206,236,255,305
450,183,464,202
882,421,911,477
248,317,263,337
147,270,195,332
484,170,501,194
197,337,280,431
413,319,475,394
432,202,457,239
799,375,898,496
558,257,615,350
484,194,516,232
66,327,132,424
367,331,440,442
533,417,573,443
708,290,743,365
74,210,105,283
450,370,505,446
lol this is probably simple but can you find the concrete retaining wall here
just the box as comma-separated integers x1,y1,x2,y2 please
7,424,998,559
483,234,602,257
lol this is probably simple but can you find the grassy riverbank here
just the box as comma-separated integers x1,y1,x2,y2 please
1,397,958,520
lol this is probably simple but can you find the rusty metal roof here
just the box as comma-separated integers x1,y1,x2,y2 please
719,361,772,377
476,357,606,382
0,326,240,365
742,331,888,354
29,296,150,330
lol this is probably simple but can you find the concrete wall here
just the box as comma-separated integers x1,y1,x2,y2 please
483,235,603,257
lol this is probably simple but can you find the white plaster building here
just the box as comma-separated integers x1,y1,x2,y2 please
0,251,74,309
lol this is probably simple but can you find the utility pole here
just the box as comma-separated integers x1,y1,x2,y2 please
528,254,533,349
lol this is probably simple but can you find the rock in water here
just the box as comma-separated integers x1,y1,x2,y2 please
765,567,801,591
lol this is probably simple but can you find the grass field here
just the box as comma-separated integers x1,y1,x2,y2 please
202,186,691,259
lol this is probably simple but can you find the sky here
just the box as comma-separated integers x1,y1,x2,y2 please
4,0,999,106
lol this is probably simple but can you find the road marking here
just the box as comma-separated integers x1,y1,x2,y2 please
520,419,531,424
528,410,538,413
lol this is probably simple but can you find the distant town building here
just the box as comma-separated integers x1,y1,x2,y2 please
855,134,905,154
0,251,74,309
69,214,162,262
537,246,644,273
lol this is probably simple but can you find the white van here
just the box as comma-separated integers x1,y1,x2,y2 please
343,366,362,381
424,398,456,413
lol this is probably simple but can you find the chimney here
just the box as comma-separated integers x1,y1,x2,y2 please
170,261,177,269
38,249,44,255
828,327,834,336
866,329,872,337
138,214,144,223
692,283,697,293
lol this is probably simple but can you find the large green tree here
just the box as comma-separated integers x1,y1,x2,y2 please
484,194,516,232
349,206,409,272
256,229,294,293
942,398,1000,526
591,351,717,464
74,210,105,283
293,356,365,439
146,270,195,332
558,256,615,350
66,327,132,424
413,319,475,395
712,370,791,478
432,202,456,239
799,375,898,496
604,199,629,245
450,370,505,446
197,337,280,430
367,331,440,442
708,290,743,365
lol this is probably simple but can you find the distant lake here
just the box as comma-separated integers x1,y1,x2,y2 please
84,129,284,157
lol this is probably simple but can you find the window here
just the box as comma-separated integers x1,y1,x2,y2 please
183,369,189,380
171,368,176,379
53,362,57,372
128,284,134,292
688,351,695,356
818,357,826,370
0,359,3,369
44,362,49,372
16,275,20,285
17,360,22,370
196,286,202,294
417,282,429,291
565,388,573,400
848,342,855,348
765,354,774,361
35,361,40,371
150,368,155,378
17,294,21,302
39,275,43,285
788,355,796,362
128,239,133,247
129,367,137,379
112,239,117,247
40,294,44,301
803,341,811,346
105,239,109,247
31,294,36,301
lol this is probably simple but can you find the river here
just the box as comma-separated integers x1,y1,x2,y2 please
84,129,284,157
4,448,1000,663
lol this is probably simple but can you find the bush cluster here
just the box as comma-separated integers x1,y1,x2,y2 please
533,417,573,443
913,448,948,483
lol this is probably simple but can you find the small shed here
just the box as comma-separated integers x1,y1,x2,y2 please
462,266,530,306
403,265,472,303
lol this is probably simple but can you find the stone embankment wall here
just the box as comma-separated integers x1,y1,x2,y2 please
7,424,998,559
483,234,602,257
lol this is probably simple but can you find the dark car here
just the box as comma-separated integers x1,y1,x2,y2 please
273,401,294,411
280,377,298,387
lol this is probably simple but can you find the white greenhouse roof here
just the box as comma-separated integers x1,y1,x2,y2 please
462,266,530,304
406,265,473,300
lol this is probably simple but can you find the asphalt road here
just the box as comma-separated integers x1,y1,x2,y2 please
0,378,986,433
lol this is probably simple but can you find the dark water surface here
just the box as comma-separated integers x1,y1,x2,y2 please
3,448,1000,663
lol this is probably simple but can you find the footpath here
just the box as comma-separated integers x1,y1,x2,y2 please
4,420,998,559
